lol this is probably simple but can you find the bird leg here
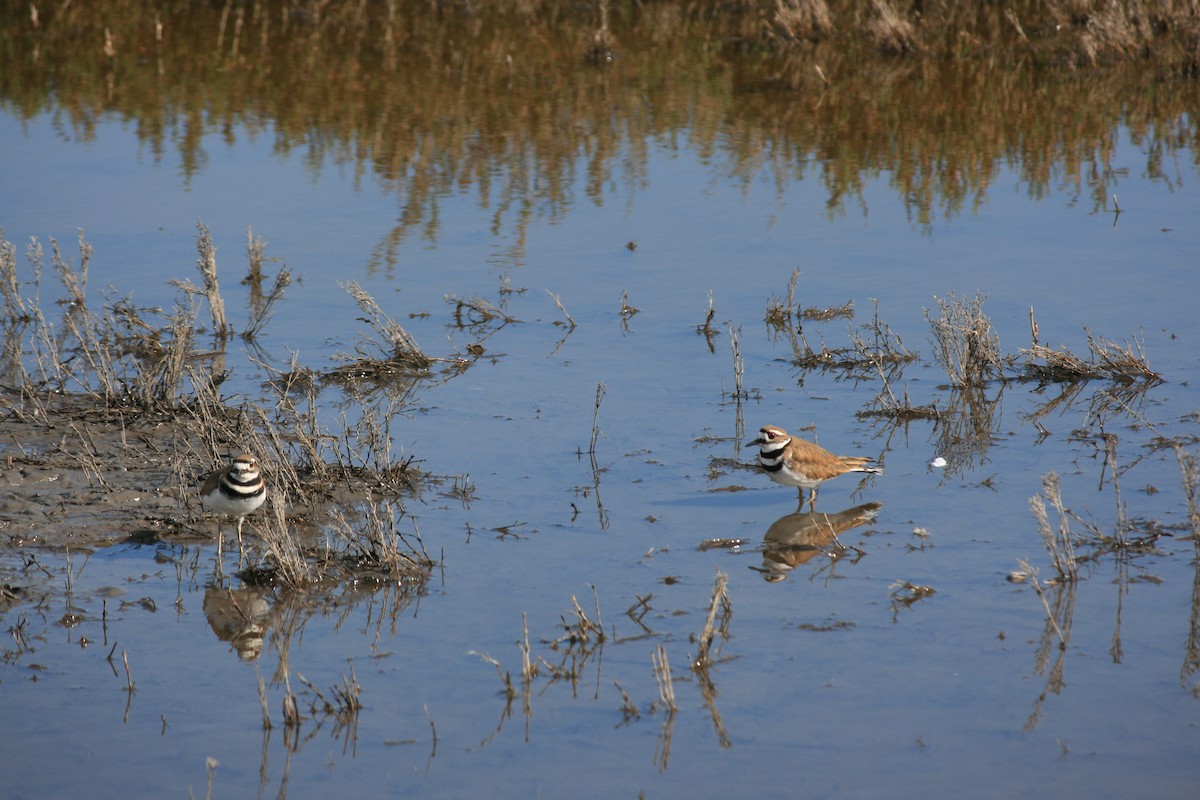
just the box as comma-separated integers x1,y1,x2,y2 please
235,516,247,562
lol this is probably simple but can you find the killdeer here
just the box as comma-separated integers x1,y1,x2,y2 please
750,424,881,509
200,454,267,552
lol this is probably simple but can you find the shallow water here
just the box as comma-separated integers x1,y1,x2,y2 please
3,8,1200,798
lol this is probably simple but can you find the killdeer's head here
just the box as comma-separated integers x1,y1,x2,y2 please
750,425,791,450
229,454,260,478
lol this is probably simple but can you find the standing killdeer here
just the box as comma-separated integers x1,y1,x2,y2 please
200,454,267,552
750,424,881,509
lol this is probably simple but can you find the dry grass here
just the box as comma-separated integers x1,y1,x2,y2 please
1020,309,1163,431
4,231,199,410
171,222,229,338
338,280,431,372
619,290,638,332
727,323,747,400
0,228,438,589
242,227,292,340
1022,313,1161,386
448,293,519,330
696,289,718,352
1029,472,1079,581
652,645,677,713
552,589,606,649
544,290,576,331
1019,560,1076,731
693,571,732,669
926,292,1003,388
766,271,904,382
849,300,931,421
1177,446,1200,541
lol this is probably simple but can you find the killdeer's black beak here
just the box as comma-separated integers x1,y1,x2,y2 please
748,437,764,446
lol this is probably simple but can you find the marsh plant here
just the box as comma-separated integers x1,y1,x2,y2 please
1029,472,1081,582
926,291,1004,388
0,228,437,589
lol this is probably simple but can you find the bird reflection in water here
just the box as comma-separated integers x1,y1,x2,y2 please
203,586,272,660
756,502,882,583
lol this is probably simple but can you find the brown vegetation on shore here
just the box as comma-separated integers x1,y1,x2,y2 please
0,225,436,587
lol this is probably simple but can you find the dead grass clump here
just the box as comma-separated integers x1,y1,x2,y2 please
242,228,292,340
856,387,940,421
764,269,853,333
254,496,310,587
1083,328,1160,383
51,229,91,308
849,299,933,420
763,270,857,371
115,301,197,409
727,323,748,400
802,301,855,322
337,280,431,372
171,224,291,342
552,590,606,649
657,642,676,719
0,228,446,593
763,267,801,333
6,231,200,411
265,666,363,751
178,221,229,337
1022,342,1096,382
692,570,731,669
926,291,1003,388
325,501,434,582
1030,472,1079,581
1021,309,1162,386
0,230,31,323
243,499,435,589
1178,447,1200,541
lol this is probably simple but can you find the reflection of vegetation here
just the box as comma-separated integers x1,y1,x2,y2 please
1021,569,1077,733
469,575,735,764
1020,453,1186,720
1182,448,1200,694
2,1,1196,259
250,584,424,765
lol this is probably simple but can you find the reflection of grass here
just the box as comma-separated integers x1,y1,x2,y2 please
471,576,737,752
5,1,1196,256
